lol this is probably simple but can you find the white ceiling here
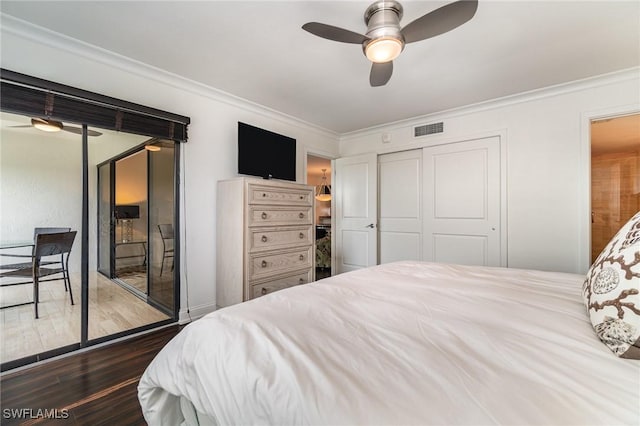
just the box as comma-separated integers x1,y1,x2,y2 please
1,1,639,134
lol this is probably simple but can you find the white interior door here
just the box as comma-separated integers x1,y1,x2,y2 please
335,153,378,273
379,149,422,264
423,137,502,266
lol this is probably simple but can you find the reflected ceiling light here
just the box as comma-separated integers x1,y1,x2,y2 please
145,145,161,152
315,169,332,202
31,118,63,132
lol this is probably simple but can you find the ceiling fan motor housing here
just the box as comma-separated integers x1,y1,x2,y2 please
362,0,405,56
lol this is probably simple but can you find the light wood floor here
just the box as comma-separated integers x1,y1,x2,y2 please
0,272,170,364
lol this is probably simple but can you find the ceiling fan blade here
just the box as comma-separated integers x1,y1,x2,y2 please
401,0,478,44
62,126,103,137
370,61,393,87
302,22,369,44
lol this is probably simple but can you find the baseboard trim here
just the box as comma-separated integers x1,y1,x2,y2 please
179,303,216,324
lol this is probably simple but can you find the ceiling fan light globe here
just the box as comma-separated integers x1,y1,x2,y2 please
365,37,403,63
31,118,63,132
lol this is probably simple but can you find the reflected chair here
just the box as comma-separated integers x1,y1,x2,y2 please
0,227,71,265
158,224,174,277
0,231,77,318
34,227,72,269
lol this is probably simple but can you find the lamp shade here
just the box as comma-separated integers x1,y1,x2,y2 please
115,205,140,219
315,184,331,202
315,168,332,202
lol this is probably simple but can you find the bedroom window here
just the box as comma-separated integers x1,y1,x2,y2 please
0,69,189,371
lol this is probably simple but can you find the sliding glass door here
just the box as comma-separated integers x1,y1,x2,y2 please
92,137,175,341
0,69,188,371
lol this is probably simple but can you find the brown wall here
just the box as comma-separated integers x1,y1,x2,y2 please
591,150,640,262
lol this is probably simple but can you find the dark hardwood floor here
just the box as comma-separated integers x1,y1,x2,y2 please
1,325,181,425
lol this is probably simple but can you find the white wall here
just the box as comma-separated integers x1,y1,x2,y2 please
0,129,82,265
339,70,640,274
1,18,340,321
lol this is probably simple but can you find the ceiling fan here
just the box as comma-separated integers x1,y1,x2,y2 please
10,118,103,137
302,0,478,87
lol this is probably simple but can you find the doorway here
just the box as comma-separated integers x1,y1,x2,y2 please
307,154,332,279
591,113,640,263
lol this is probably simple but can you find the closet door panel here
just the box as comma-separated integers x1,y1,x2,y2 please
423,137,502,267
379,149,423,264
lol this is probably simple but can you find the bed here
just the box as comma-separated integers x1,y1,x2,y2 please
138,260,640,425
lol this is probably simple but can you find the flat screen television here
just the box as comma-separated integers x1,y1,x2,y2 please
238,122,296,181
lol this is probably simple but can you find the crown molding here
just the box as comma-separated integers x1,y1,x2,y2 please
0,13,339,140
340,66,640,140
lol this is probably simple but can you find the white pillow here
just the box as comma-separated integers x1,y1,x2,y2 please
583,211,640,358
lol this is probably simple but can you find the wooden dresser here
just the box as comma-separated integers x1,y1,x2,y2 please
216,177,315,308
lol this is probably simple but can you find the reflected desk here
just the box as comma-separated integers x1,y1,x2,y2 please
0,240,33,250
115,240,147,270
0,240,35,309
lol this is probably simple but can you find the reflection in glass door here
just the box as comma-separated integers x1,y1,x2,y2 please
114,150,148,295
92,136,175,341
148,141,176,313
97,162,114,277
0,111,82,366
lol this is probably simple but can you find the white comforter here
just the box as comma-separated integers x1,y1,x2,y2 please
139,261,640,425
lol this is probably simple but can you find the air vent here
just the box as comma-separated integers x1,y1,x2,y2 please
414,122,444,137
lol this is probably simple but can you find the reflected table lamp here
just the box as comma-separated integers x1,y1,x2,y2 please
115,205,140,242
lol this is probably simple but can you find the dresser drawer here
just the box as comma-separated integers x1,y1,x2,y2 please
250,269,313,299
248,226,313,253
248,184,313,206
248,246,313,281
248,206,312,227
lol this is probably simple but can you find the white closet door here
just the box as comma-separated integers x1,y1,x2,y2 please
423,137,502,266
335,153,378,273
379,149,422,264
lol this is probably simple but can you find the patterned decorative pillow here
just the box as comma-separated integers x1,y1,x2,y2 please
583,211,640,358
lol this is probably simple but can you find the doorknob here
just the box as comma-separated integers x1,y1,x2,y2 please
365,223,375,228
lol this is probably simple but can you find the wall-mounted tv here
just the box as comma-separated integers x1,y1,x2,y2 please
238,122,296,181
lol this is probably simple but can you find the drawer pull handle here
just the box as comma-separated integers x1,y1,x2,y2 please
299,278,304,284
298,212,304,219
261,260,267,268
299,254,304,261
261,287,267,295
299,195,304,199
261,235,268,242
261,212,267,220
262,193,267,197
299,232,304,239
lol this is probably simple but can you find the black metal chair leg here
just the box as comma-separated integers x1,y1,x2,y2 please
160,258,165,277
61,254,68,292
34,276,39,319
67,272,74,305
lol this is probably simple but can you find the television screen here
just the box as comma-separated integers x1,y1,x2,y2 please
238,122,296,181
